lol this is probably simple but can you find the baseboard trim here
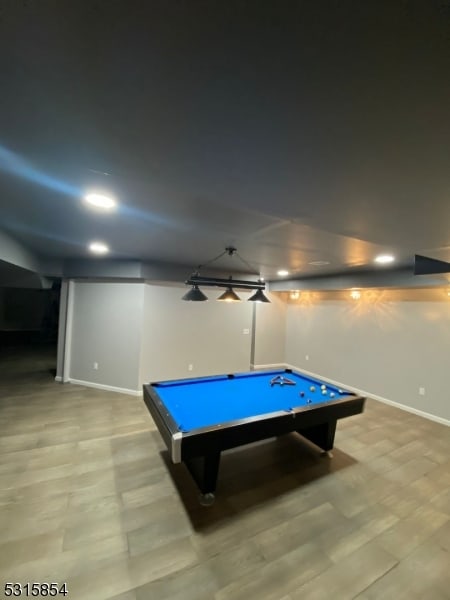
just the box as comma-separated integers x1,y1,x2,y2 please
361,392,450,426
68,378,142,396
251,363,286,370
283,363,449,427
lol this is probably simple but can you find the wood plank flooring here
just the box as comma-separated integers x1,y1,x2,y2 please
0,346,448,599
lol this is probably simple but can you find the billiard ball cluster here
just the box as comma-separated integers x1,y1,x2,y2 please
299,382,338,403
308,384,327,393
298,382,345,404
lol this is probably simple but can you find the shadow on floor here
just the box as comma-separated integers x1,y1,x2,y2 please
161,433,357,529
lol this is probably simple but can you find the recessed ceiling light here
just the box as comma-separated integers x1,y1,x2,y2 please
84,192,116,210
374,254,395,264
89,241,109,255
277,269,289,277
308,260,330,266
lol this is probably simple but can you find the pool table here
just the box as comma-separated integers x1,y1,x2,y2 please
143,368,365,504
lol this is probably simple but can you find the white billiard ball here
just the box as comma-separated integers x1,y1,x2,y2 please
310,385,316,392
338,389,343,394
330,392,335,398
321,384,326,390
322,389,327,395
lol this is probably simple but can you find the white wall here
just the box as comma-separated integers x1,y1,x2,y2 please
253,291,286,367
139,284,254,385
69,281,145,392
285,297,450,422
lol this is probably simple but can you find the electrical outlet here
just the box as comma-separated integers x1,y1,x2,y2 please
419,387,425,396
188,364,193,371
243,328,250,335
93,362,99,370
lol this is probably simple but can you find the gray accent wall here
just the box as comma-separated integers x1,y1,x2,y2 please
59,278,449,423
69,281,145,392
285,299,450,421
139,284,253,385
253,292,286,366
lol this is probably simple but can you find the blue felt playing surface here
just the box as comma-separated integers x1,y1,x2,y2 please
152,370,350,432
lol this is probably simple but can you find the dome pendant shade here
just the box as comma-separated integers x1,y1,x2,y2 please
182,285,208,301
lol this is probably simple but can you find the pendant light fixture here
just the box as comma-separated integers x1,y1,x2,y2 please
181,285,208,301
182,247,270,303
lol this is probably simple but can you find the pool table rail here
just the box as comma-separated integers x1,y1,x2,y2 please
142,385,183,461
183,396,362,453
143,383,365,463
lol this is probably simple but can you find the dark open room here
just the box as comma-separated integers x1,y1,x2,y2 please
0,1,449,599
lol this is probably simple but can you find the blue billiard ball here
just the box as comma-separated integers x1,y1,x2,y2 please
300,391,305,397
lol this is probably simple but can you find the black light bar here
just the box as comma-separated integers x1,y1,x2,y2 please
186,275,266,291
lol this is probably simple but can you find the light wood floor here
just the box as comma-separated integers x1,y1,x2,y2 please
0,346,448,600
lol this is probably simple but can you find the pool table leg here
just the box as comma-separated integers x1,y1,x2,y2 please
296,419,337,454
184,451,221,505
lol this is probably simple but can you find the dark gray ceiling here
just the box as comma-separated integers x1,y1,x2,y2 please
1,1,449,281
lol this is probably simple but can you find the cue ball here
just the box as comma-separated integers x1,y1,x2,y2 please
330,392,335,398
338,389,343,393
322,389,327,395
321,384,326,390
300,391,305,397
310,385,316,392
